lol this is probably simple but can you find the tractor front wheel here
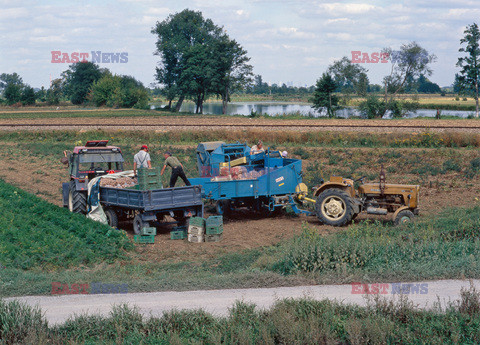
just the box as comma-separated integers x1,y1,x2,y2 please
315,188,355,226
68,181,87,214
394,210,414,225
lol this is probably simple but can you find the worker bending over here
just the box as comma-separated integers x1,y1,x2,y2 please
161,151,191,187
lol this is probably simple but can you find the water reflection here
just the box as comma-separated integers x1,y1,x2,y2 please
158,102,475,119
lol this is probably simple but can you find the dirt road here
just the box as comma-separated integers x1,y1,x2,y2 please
7,279,479,325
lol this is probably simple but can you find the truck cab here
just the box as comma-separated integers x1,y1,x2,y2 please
62,140,125,213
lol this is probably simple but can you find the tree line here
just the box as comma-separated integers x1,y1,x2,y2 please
0,63,149,109
312,23,480,118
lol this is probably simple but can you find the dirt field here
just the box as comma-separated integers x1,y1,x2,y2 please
1,116,480,133
1,138,479,263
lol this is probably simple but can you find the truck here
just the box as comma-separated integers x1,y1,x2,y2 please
61,140,203,233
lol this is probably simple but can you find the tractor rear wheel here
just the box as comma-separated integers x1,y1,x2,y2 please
133,214,150,235
394,210,414,225
104,208,119,228
68,181,87,214
315,188,355,226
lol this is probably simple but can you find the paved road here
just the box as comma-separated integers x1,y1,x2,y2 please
7,279,479,325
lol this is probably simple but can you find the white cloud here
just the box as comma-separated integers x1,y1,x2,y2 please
317,3,375,15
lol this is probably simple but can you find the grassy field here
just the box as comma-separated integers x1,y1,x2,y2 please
0,179,132,270
2,285,480,344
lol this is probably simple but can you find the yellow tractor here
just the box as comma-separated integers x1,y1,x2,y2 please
297,168,419,226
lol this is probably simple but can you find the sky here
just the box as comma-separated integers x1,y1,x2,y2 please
0,0,478,89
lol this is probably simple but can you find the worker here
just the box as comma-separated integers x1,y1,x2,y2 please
161,151,191,187
250,140,265,155
133,145,151,176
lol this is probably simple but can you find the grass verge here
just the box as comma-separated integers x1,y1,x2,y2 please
2,285,480,344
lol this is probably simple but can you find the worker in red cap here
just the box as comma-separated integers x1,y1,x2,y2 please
133,145,152,176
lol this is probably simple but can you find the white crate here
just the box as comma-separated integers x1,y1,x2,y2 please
188,234,204,243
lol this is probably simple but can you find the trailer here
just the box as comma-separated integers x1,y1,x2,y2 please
99,185,203,234
189,142,309,215
61,140,203,233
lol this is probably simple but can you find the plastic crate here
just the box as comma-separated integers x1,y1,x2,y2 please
141,227,157,236
188,226,204,236
188,234,204,243
206,216,223,227
188,217,205,228
133,235,155,244
205,234,223,242
137,167,162,190
206,225,223,235
170,230,187,240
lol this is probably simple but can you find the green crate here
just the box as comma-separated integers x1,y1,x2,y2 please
188,217,205,228
141,227,157,236
206,225,223,235
170,230,187,240
134,235,155,244
170,226,187,240
205,234,223,242
137,167,161,177
206,216,223,227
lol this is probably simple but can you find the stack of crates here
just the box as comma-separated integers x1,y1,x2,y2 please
137,167,163,190
205,216,223,242
188,217,205,243
134,227,156,244
170,225,187,240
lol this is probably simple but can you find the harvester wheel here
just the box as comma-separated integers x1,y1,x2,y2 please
133,214,150,235
104,209,119,228
215,200,232,216
315,188,355,226
394,210,414,225
68,181,87,214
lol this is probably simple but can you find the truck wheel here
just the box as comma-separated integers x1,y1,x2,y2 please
133,214,149,235
105,209,119,228
394,210,414,225
315,189,355,226
68,181,87,214
215,200,232,215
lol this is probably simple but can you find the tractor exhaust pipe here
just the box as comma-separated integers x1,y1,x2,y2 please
366,207,388,215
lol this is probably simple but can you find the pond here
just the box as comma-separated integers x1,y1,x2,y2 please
153,102,476,118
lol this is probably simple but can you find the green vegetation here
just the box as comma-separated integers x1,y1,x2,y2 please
274,206,480,281
0,179,132,269
2,286,480,344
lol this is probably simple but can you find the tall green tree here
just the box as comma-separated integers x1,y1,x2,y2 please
62,62,102,104
327,56,369,96
4,83,22,105
152,9,223,113
311,73,338,118
20,86,36,105
457,23,480,117
152,9,251,114
46,78,63,105
213,37,253,114
0,73,23,92
382,42,436,101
